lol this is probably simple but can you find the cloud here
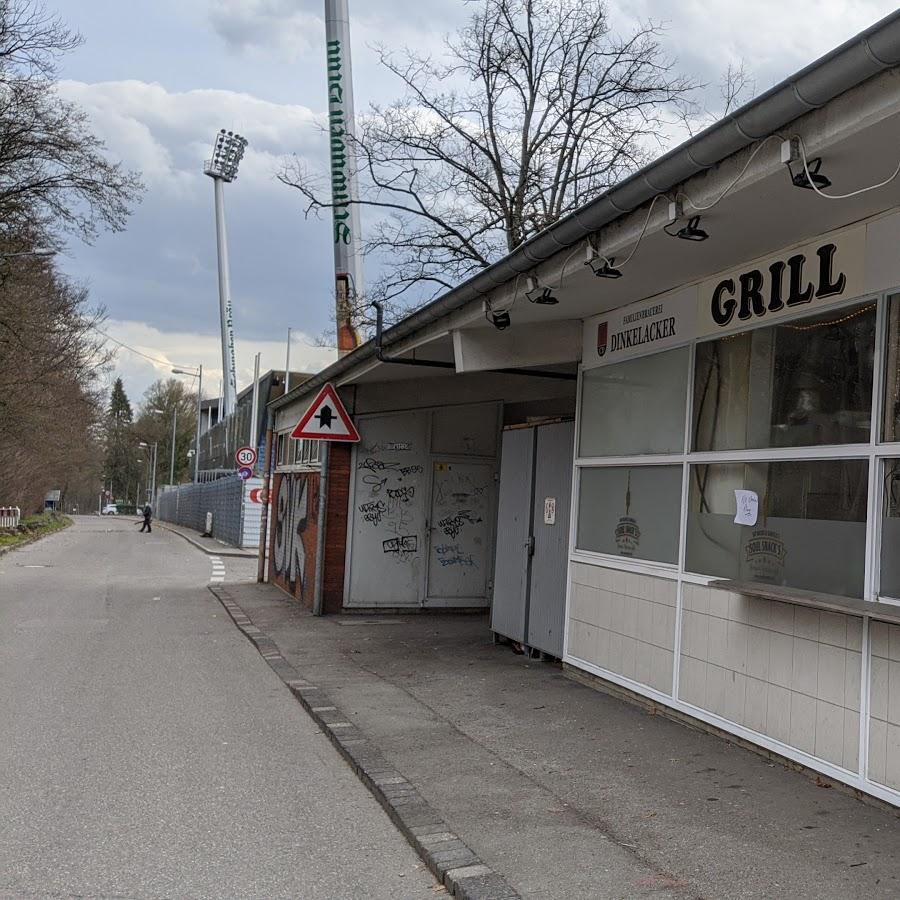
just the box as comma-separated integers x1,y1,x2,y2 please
208,0,465,63
99,318,336,408
58,79,324,193
608,0,898,95
209,0,322,60
54,77,339,346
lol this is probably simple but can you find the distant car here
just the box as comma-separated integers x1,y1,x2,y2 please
102,503,118,515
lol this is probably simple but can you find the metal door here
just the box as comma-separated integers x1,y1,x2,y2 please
527,421,575,657
490,429,535,643
425,460,495,606
347,411,430,607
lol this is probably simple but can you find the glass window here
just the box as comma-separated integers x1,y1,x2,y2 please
880,458,900,598
579,347,688,456
693,302,876,451
576,465,682,563
883,294,900,442
686,459,868,598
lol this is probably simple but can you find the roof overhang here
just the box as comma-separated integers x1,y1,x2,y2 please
272,11,900,415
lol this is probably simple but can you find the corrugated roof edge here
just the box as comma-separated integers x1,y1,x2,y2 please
273,9,900,412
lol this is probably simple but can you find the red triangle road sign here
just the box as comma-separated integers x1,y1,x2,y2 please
290,383,360,442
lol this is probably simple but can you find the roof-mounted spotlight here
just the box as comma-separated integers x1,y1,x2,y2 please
525,276,558,305
490,309,511,330
585,248,623,279
791,156,831,191
674,215,709,242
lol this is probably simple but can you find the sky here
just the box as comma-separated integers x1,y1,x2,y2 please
51,0,899,409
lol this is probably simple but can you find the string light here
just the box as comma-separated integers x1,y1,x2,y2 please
782,303,876,331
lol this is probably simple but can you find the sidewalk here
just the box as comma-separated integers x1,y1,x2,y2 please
156,521,257,559
214,581,900,900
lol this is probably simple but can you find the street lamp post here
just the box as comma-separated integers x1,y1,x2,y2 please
138,442,158,500
151,407,178,486
169,407,178,484
203,129,248,418
173,365,203,483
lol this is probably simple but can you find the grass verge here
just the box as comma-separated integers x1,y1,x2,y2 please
0,512,72,553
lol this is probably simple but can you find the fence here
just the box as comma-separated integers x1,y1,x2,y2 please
0,506,21,528
155,476,264,548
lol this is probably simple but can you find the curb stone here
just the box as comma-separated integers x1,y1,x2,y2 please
208,584,521,900
157,522,256,559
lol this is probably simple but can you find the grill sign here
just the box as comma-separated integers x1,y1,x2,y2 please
710,243,846,328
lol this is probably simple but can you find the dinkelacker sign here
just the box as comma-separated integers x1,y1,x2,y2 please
698,224,864,333
582,224,866,369
583,287,695,368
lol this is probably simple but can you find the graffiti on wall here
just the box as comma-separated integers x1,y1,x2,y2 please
356,439,423,566
429,464,491,583
272,473,317,600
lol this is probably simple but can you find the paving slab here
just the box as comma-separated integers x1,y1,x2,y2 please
215,581,900,900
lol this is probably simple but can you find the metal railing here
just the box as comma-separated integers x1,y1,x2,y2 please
0,506,21,528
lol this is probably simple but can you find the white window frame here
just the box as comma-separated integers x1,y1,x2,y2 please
571,291,900,607
274,431,322,473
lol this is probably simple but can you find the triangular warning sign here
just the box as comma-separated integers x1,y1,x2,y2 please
290,383,360,442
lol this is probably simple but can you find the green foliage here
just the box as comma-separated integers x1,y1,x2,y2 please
102,377,140,503
135,378,199,486
0,512,70,550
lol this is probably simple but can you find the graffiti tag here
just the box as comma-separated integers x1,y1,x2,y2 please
438,510,483,539
387,485,415,503
358,457,398,473
435,542,477,567
371,441,412,452
359,499,386,526
382,535,418,554
362,474,388,494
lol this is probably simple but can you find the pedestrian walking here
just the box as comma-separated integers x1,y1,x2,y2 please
139,504,152,533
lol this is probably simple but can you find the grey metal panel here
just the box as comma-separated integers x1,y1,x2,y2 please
527,421,575,657
346,411,430,607
425,460,495,605
490,429,534,642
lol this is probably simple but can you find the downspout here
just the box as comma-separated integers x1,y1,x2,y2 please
312,441,330,616
257,408,275,584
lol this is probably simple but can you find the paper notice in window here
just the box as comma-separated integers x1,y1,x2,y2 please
734,490,759,527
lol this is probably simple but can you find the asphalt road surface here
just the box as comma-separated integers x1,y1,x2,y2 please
0,516,436,899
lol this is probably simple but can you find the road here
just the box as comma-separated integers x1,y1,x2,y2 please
0,516,437,899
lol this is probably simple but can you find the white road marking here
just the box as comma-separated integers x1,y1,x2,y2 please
209,556,226,584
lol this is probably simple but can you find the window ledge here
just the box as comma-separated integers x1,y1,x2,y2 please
708,579,900,625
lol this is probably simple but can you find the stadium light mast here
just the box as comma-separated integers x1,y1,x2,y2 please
324,0,363,355
203,129,248,416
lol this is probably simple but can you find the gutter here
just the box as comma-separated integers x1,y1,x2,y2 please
272,10,900,413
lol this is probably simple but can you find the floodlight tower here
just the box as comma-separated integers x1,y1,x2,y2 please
203,129,248,417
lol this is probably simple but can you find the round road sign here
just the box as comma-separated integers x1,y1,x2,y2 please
235,446,257,468
238,466,253,481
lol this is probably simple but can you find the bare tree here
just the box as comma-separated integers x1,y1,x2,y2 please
0,255,110,511
0,0,143,248
678,60,755,139
280,0,694,326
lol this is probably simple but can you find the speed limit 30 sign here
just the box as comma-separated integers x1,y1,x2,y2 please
235,446,257,468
